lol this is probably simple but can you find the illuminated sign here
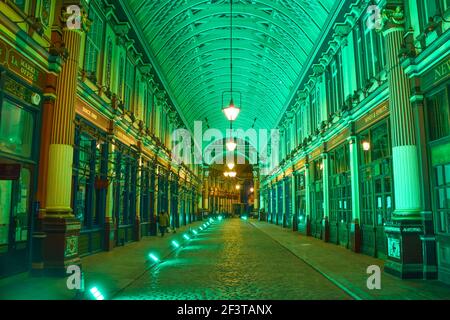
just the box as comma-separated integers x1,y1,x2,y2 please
0,39,46,86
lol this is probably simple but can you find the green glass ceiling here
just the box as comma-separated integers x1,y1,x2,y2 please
127,0,340,132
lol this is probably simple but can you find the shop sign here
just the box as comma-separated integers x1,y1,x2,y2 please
0,39,46,87
356,101,389,133
422,55,450,91
3,77,39,105
387,237,401,259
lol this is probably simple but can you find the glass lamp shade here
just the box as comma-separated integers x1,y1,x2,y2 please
227,162,235,170
250,187,254,193
226,140,237,151
362,141,371,151
223,172,230,177
235,185,241,190
228,171,237,178
223,100,240,121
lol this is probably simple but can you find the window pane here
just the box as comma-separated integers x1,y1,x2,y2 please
0,100,34,158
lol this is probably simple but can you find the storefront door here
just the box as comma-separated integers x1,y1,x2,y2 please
0,165,32,277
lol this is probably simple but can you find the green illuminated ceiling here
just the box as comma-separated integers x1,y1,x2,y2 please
127,0,340,132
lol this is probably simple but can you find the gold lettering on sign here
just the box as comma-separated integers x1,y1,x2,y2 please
82,106,98,120
434,59,450,81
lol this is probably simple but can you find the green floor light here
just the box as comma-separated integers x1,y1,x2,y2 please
89,287,105,300
172,240,180,248
149,253,160,263
183,234,191,240
218,216,223,221
192,229,198,235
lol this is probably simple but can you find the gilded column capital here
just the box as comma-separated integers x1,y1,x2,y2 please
377,5,406,34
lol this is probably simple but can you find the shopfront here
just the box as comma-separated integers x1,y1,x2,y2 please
284,176,292,228
0,68,42,277
170,177,179,228
277,180,283,226
310,158,324,239
72,117,108,256
422,56,450,284
270,184,277,224
295,171,308,235
329,142,352,247
114,141,138,246
140,159,155,237
357,102,392,259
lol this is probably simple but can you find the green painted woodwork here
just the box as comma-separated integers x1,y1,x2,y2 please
127,0,339,132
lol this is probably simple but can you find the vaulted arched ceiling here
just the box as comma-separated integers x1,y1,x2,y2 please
127,0,340,132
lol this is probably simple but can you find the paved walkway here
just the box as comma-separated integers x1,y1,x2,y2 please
0,221,205,300
1,218,449,300
251,220,450,300
114,218,351,300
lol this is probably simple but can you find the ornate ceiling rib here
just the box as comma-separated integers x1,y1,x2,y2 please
127,0,338,132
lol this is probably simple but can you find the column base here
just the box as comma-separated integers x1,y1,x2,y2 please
305,215,312,236
349,220,361,253
42,214,81,276
322,217,330,242
384,220,424,279
104,217,115,251
134,217,141,242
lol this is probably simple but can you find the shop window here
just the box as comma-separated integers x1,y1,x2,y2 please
330,144,352,223
73,129,107,228
418,0,447,31
358,121,393,226
117,54,125,101
427,86,450,142
115,149,137,226
84,8,104,82
353,24,366,89
105,39,113,90
12,0,27,12
435,163,450,234
0,100,34,159
124,58,135,111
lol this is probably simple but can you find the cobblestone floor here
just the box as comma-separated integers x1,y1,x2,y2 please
114,218,351,300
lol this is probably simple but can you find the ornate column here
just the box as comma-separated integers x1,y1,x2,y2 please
304,162,312,236
322,153,330,242
104,135,116,251
41,3,88,275
134,155,142,241
348,135,361,252
203,169,209,211
291,173,297,231
379,3,423,278
253,168,259,211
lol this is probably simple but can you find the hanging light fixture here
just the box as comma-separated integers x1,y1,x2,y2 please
222,0,240,122
227,162,235,170
228,171,237,178
226,140,237,151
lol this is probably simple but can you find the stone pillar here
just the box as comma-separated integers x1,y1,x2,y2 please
348,135,361,252
41,6,87,275
380,3,423,278
304,162,312,236
253,170,259,211
104,138,116,251
322,153,330,242
291,174,297,231
134,156,142,241
282,177,287,227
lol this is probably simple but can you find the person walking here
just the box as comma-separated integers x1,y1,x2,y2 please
158,210,170,237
